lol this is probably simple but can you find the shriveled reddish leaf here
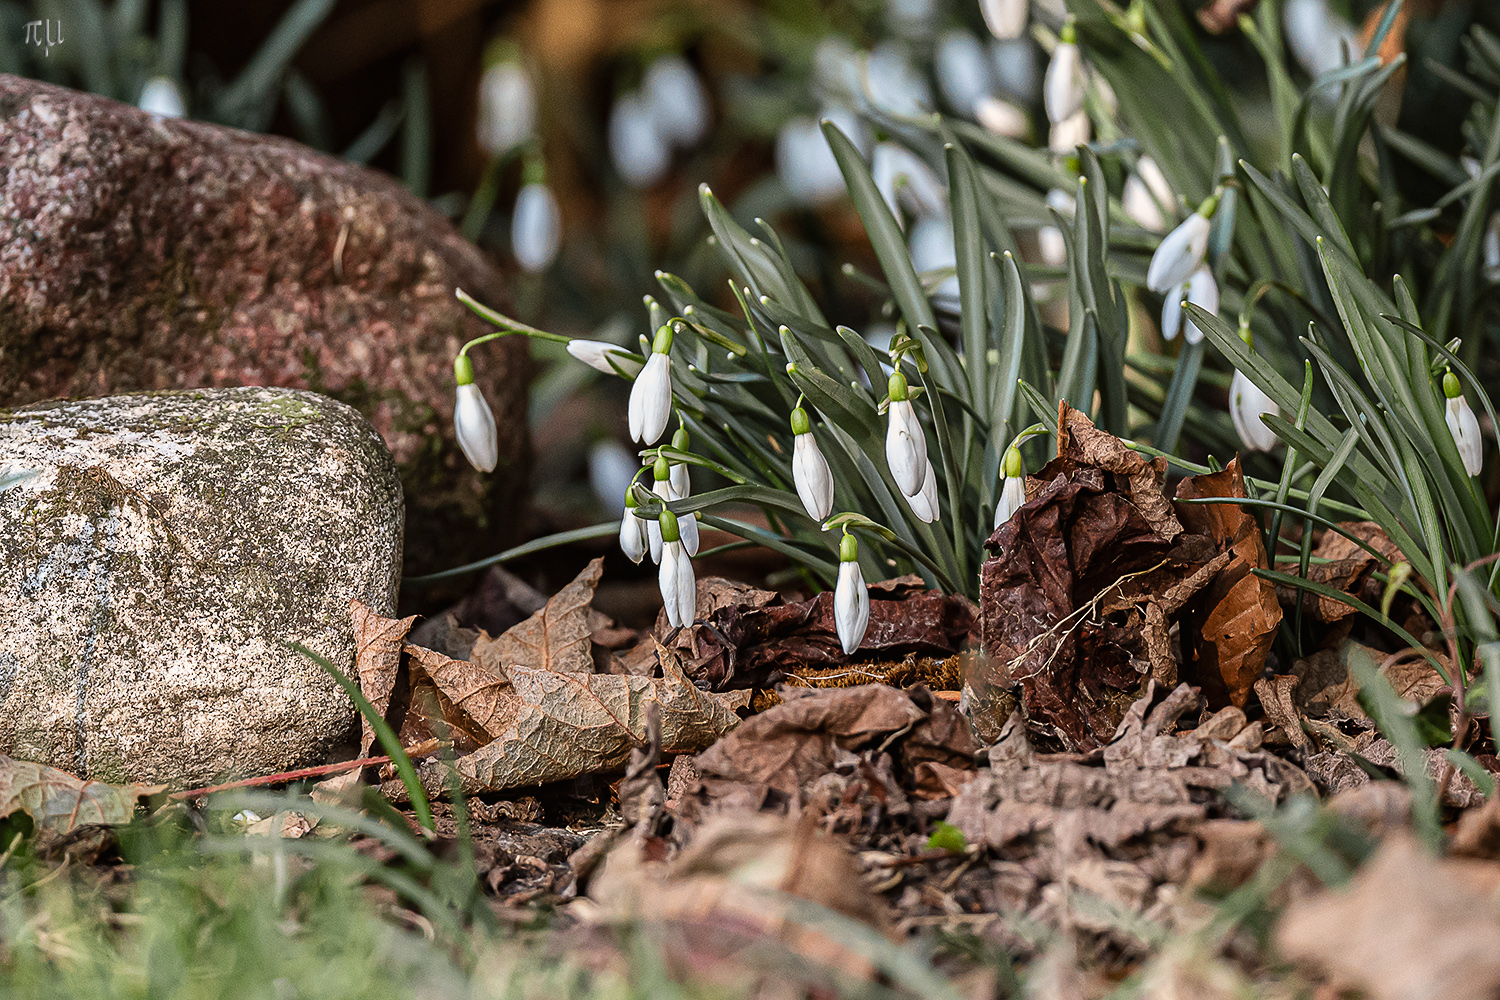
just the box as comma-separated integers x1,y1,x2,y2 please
350,599,417,757
1174,462,1281,707
674,575,976,691
0,754,158,837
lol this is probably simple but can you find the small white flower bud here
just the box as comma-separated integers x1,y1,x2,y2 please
834,533,870,656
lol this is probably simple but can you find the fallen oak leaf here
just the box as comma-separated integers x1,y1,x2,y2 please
450,641,741,793
350,599,417,757
474,556,605,675
0,754,159,838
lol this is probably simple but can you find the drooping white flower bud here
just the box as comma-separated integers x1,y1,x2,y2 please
1047,108,1090,154
994,445,1027,530
1161,266,1219,345
936,30,995,118
1146,197,1216,293
1043,22,1084,125
1230,368,1279,453
647,455,671,564
567,339,642,376
657,512,697,628
138,77,186,118
1123,156,1173,231
975,96,1029,139
834,532,870,656
791,407,835,521
980,0,1028,40
628,326,674,444
872,144,947,227
620,489,647,564
1445,372,1484,477
478,60,535,156
643,55,711,149
453,355,498,472
511,182,562,273
668,426,691,498
609,91,670,188
864,42,932,117
904,459,940,523
885,371,928,496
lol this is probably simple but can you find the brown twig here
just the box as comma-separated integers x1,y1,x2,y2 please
169,756,392,801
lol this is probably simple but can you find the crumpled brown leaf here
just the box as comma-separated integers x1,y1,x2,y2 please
668,576,977,690
350,599,417,757
1276,521,1402,623
1277,834,1500,1000
979,405,1279,750
0,754,159,840
354,559,743,794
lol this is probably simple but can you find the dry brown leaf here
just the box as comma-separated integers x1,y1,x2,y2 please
350,598,417,757
0,754,158,839
451,641,741,793
1277,834,1500,1000
473,556,605,675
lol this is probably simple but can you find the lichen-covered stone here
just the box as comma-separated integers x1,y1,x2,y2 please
0,388,403,787
0,75,528,577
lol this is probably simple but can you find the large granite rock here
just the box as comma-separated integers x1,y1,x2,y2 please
0,388,403,787
0,75,528,577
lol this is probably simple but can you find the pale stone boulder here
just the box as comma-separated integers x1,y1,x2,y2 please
0,387,403,787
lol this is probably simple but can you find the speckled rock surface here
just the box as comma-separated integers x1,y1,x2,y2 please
0,388,403,787
0,75,527,577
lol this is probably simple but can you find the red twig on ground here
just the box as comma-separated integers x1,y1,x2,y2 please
170,756,391,801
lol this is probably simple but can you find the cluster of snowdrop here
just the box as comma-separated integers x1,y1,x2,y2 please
477,57,562,275
608,55,712,189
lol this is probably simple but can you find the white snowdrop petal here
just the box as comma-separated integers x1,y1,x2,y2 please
835,559,870,655
975,96,1028,139
629,353,673,444
980,0,1028,40
886,399,928,496
1146,214,1211,293
478,62,535,155
994,474,1026,530
138,77,186,118
1047,108,1090,154
1182,267,1219,345
609,92,671,188
1447,395,1484,477
1043,42,1083,125
454,384,499,472
1230,369,1280,453
793,433,836,521
511,183,562,273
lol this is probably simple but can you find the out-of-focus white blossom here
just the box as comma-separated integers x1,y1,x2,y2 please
511,183,562,272
138,77,185,118
909,215,959,299
975,96,1029,139
478,61,535,155
990,37,1040,102
643,55,711,149
864,42,932,117
1047,109,1090,154
980,0,1028,40
872,144,946,226
1284,0,1361,78
936,30,994,118
609,91,671,188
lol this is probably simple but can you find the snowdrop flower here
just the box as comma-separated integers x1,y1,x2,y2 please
990,38,1040,102
668,426,692,498
994,446,1026,530
778,110,862,207
609,92,670,188
1146,195,1217,293
1044,21,1084,125
936,30,994,118
511,182,562,273
1445,372,1484,477
885,371,928,496
628,326,674,444
567,339,641,376
640,447,699,558
1048,109,1090,154
478,60,535,156
975,96,1029,139
864,42,932,117
1230,365,1279,453
138,77,185,118
886,0,934,36
834,532,870,655
590,439,638,514
1161,266,1218,345
814,36,863,102
657,511,696,628
981,0,1028,40
643,55,711,149
791,406,835,521
619,489,647,564
905,460,940,523
909,215,959,299
1284,0,1360,78
872,144,946,226
452,354,498,472
1123,156,1173,232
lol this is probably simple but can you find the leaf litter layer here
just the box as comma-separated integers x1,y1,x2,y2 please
5,412,1499,997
